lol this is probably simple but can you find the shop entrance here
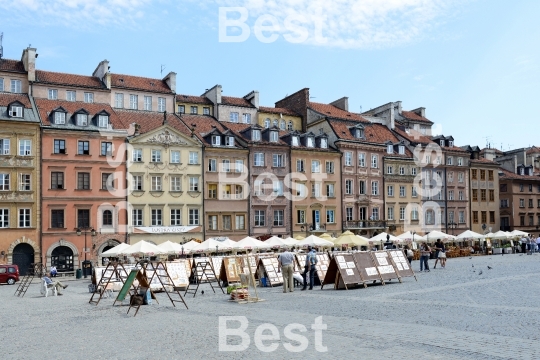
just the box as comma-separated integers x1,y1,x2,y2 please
12,243,34,276
51,246,74,272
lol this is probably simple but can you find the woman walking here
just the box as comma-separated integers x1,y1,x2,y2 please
419,243,431,272
404,245,414,264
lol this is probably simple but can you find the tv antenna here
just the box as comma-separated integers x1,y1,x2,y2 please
0,32,3,60
484,136,492,149
160,64,166,77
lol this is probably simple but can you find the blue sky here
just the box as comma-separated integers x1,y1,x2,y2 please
1,0,538,150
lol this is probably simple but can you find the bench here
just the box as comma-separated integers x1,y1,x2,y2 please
57,271,75,278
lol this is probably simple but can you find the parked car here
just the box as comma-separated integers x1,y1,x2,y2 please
0,264,19,285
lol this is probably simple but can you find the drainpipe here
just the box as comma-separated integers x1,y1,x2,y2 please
444,166,448,234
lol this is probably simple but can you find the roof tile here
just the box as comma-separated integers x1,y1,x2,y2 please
0,59,25,73
111,73,172,94
176,94,213,105
116,110,192,138
259,106,300,117
36,70,104,89
221,96,255,108
0,92,32,108
309,102,368,122
499,167,540,181
401,110,433,124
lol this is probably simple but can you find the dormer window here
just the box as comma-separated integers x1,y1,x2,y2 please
528,168,533,176
226,136,235,147
292,136,299,146
449,140,454,147
264,119,270,128
520,168,525,175
54,112,66,124
98,115,109,128
273,119,278,127
398,145,405,154
287,121,293,131
387,144,393,154
307,137,314,148
211,135,221,146
440,140,445,147
77,114,88,126
354,128,364,139
320,138,328,149
270,131,278,143
253,130,261,141
8,105,23,118
280,120,286,130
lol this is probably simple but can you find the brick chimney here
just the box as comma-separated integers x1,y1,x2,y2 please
163,71,176,93
275,88,310,131
21,47,37,82
92,60,111,89
244,90,259,109
330,97,348,111
203,85,222,105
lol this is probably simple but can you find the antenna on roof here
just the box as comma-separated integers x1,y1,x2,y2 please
0,32,3,60
360,106,362,113
160,64,166,77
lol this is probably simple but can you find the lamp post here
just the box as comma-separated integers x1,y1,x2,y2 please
76,227,96,278
216,245,219,256
449,222,457,235
380,240,383,251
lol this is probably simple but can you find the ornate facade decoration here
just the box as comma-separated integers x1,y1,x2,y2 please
145,130,188,148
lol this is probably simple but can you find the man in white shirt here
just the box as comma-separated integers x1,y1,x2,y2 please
43,273,68,295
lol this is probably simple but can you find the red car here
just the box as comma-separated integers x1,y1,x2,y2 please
0,264,19,285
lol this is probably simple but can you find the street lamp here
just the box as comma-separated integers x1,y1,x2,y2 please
449,222,457,235
216,245,219,256
76,227,97,278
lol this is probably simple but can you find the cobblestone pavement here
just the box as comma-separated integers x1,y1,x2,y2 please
1,254,539,360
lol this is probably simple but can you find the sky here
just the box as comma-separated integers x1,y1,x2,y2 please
1,0,538,151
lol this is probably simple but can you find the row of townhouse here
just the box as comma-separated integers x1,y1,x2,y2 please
0,46,535,274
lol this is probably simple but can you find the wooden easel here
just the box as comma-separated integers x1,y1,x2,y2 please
387,250,417,281
145,262,188,310
321,253,364,290
184,261,224,297
352,251,386,286
89,262,135,306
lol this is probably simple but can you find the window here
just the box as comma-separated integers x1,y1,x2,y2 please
446,156,453,165
411,167,417,176
191,106,198,114
77,173,90,190
287,121,293,130
472,169,477,180
296,159,305,172
345,179,353,195
149,176,162,191
19,140,31,156
456,157,463,166
320,138,328,148
272,154,284,167
230,112,239,123
51,210,64,228
371,181,378,195
264,119,270,128
51,172,64,189
529,184,533,192
102,173,113,190
473,211,479,224
53,139,66,154
226,136,235,147
102,210,113,226
387,166,393,174
291,136,299,146
76,113,88,126
207,184,218,199
274,180,284,196
158,97,166,112
170,150,180,164
489,189,494,201
311,160,320,173
170,176,182,191
519,184,524,192
436,156,442,165
372,208,379,220
399,145,405,154
255,210,265,226
345,152,352,166
459,190,464,200
399,166,405,175
235,184,243,199
254,180,263,196
326,209,335,223
77,209,90,228
481,211,487,224
101,142,112,156
426,210,434,225
132,175,143,191
387,207,394,220
448,172,454,183
273,119,278,127
387,144,393,154
326,161,334,174
211,135,221,146
311,182,321,197
354,128,363,139
221,215,232,230
274,210,284,226
297,209,306,224
448,190,454,200
326,183,335,197
519,198,525,207
480,189,486,201
270,131,278,142
345,208,352,222
178,105,185,114
359,180,365,195
48,89,58,100
115,93,124,108
520,216,525,226
371,154,378,168
203,107,210,115
0,139,9,155
400,207,406,221
307,137,314,147
222,159,230,173
387,185,394,197
66,91,76,101
52,111,66,124
472,189,478,201
189,177,199,191
480,170,486,180
529,199,534,208
458,172,464,183
488,170,494,181
0,78,3,91
243,113,251,124
19,209,30,227
412,186,417,197
81,92,94,104
151,209,162,226
189,151,198,164
171,209,182,226
129,149,142,163
254,153,264,166
235,215,245,230
19,174,31,191
489,211,495,224
411,207,419,220
252,130,261,141
78,141,89,155
150,149,161,163
459,211,465,224
423,155,430,164
399,186,406,197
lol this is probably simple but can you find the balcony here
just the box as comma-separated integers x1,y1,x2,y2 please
342,220,387,230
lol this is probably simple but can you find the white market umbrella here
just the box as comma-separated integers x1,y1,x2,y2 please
334,231,369,247
179,240,199,254
490,231,508,239
264,237,290,249
234,237,271,250
157,240,183,254
101,243,130,256
397,231,414,241
369,232,401,243
282,237,300,246
510,230,528,237
424,230,456,242
297,235,333,248
192,239,232,253
120,240,165,255
456,230,485,240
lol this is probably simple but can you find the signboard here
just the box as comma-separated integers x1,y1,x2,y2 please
219,256,241,283
134,226,199,234
387,250,416,280
352,252,383,283
116,270,138,302
322,254,363,290
166,260,190,288
258,257,283,286
373,251,398,281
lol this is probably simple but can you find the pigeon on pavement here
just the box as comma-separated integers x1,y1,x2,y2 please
201,290,204,295
488,266,492,270
479,270,483,275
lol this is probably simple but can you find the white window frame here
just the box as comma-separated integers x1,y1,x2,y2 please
151,209,162,226
252,130,261,141
144,96,152,111
387,185,394,197
254,153,264,166
151,176,162,191
170,176,182,192
76,113,88,126
48,89,58,100
189,209,199,225
170,209,182,226
189,176,199,191
230,112,239,123
345,152,352,166
189,151,199,164
84,92,94,103
98,115,109,128
0,139,10,155
132,149,142,162
66,90,76,101
18,208,31,228
170,150,180,164
212,135,221,146
371,154,378,168
129,94,138,109
272,154,284,167
115,93,124,108
19,140,31,156
151,149,162,162
371,181,379,195
54,112,66,124
270,131,278,142
158,97,166,112
311,160,320,173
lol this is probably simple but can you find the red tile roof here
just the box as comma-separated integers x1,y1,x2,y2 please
401,110,433,124
309,102,368,123
329,119,403,145
259,106,300,117
176,94,213,105
224,123,289,145
499,167,540,181
526,146,540,155
480,147,503,155
0,59,26,73
34,98,126,129
35,70,104,89
111,74,172,94
116,110,192,138
0,92,32,108
393,125,434,145
221,96,255,108
178,114,230,145
442,146,470,154
470,157,499,165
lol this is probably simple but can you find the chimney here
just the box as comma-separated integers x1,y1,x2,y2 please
412,107,426,118
514,155,517,174
395,101,402,115
92,60,111,89
330,97,348,111
21,47,37,82
524,150,527,166
244,90,259,109
203,84,222,105
163,71,176,93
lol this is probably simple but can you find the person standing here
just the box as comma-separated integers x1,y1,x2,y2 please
433,239,446,269
520,236,528,254
302,247,318,290
419,243,431,272
277,249,295,293
536,235,540,253
404,245,414,264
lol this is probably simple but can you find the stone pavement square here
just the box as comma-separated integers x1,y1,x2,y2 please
1,254,539,359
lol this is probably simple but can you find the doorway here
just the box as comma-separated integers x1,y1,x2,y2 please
12,243,34,276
